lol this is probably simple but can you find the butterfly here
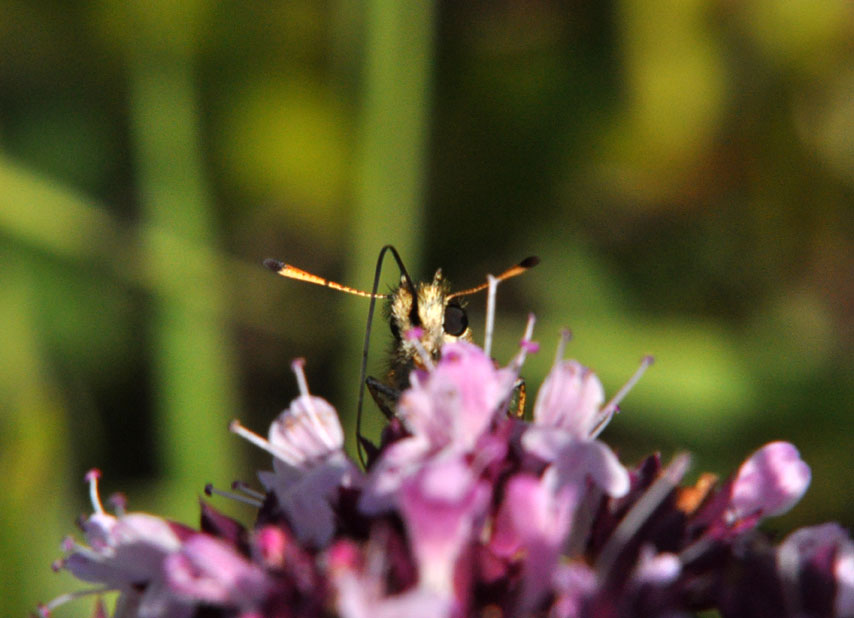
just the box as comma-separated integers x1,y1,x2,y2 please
264,246,538,465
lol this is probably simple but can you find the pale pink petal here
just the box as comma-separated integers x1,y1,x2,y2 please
398,342,515,451
496,473,579,610
553,440,630,498
399,456,489,596
260,453,355,547
335,573,452,618
578,441,631,498
68,513,183,587
165,535,272,606
730,441,811,521
436,343,515,436
358,435,431,515
80,512,119,550
533,360,604,437
520,425,571,462
268,395,343,465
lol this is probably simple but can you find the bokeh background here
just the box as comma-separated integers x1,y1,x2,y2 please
2,1,852,615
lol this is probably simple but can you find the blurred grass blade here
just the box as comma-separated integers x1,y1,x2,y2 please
127,48,240,515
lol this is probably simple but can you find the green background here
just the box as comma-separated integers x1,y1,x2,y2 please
1,1,851,615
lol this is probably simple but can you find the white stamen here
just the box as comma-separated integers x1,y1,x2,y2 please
85,469,105,515
678,535,717,566
62,536,93,556
406,328,435,371
39,587,113,617
595,452,691,577
290,359,337,448
291,358,310,397
229,419,303,465
484,275,499,358
590,355,654,439
204,483,263,508
522,313,535,345
232,480,266,501
509,313,537,372
554,329,572,365
107,493,127,517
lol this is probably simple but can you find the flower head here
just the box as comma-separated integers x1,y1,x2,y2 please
43,313,851,618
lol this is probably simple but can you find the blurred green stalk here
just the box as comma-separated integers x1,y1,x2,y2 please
0,267,73,618
127,45,240,516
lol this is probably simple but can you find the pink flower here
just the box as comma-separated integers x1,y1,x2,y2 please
43,470,193,618
232,359,360,547
398,454,490,603
728,441,811,523
522,352,641,498
329,538,451,618
359,341,515,514
632,545,681,585
532,359,605,437
489,471,580,611
44,312,849,618
397,341,517,451
165,534,273,608
358,433,433,514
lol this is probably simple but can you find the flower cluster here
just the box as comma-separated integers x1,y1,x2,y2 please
42,320,853,617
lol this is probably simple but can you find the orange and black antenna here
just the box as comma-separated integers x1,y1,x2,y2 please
446,256,540,300
263,259,389,299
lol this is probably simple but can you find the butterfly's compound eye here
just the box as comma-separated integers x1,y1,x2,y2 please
389,318,401,340
443,303,468,337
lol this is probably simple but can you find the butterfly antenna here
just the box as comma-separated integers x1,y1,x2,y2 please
263,259,387,299
355,245,416,468
447,256,539,300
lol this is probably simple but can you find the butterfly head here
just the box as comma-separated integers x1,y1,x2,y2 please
388,269,473,373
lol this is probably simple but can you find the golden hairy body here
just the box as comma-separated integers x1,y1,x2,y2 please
385,269,473,390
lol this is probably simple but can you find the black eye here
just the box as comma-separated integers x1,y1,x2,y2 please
443,303,468,337
389,319,401,340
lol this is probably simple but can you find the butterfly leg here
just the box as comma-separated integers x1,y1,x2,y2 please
509,377,527,418
366,376,400,420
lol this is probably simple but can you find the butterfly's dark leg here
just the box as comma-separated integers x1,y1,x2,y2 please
357,376,401,467
365,376,399,421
